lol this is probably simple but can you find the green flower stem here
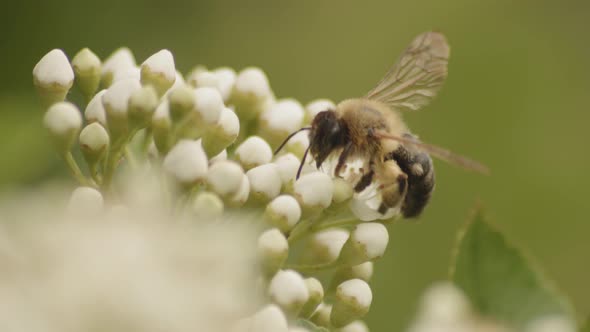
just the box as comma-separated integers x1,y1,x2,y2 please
288,218,314,244
140,128,153,156
62,151,96,187
125,146,138,170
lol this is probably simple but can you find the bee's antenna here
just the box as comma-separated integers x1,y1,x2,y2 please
274,127,311,155
296,146,311,180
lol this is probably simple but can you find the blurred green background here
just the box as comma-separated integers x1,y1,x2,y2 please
1,0,589,330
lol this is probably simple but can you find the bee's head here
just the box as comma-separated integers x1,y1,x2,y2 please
309,110,348,168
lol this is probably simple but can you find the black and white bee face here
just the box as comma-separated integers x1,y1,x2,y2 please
308,110,348,169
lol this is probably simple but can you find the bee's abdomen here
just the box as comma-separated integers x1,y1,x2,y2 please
386,136,435,218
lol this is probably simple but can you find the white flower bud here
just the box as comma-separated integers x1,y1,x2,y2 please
212,67,236,101
265,195,301,233
310,303,332,328
128,85,159,129
168,85,196,123
305,99,335,123
337,320,369,332
228,173,250,206
330,262,374,293
294,171,333,211
306,228,349,264
269,269,309,316
185,65,207,86
202,107,240,156
260,99,304,147
209,149,227,164
191,191,224,220
112,66,140,83
339,223,389,266
66,186,103,217
332,177,354,204
163,139,208,186
102,78,141,139
230,67,273,120
85,89,107,126
235,136,273,170
300,277,324,319
101,47,136,88
192,71,219,89
273,153,300,185
418,282,471,325
207,160,245,197
257,228,289,277
33,49,74,108
194,86,224,125
71,48,101,101
331,279,372,328
152,100,173,154
526,316,576,332
349,193,398,222
79,122,109,166
247,163,282,202
140,49,176,96
249,304,289,332
285,130,309,159
43,101,82,151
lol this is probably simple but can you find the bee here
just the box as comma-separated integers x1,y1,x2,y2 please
275,31,489,218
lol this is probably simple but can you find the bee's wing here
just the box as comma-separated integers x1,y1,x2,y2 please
366,31,450,112
375,131,490,175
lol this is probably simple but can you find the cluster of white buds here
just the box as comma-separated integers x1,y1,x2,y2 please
33,47,407,331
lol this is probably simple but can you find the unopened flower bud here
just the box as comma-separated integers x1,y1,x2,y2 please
249,304,289,332
300,277,324,319
258,228,289,277
269,270,309,317
152,100,173,153
305,99,336,123
419,282,471,324
71,48,101,101
43,102,82,152
265,195,301,233
273,153,300,186
66,186,103,217
195,86,224,124
212,67,236,101
101,47,136,88
102,78,141,141
337,320,369,332
330,262,374,292
228,173,250,206
259,99,304,148
229,67,274,120
209,149,227,164
163,139,208,187
191,191,224,220
168,85,195,123
285,130,309,159
305,228,349,264
331,279,372,328
246,163,282,203
332,177,354,204
85,89,107,126
140,49,176,96
79,122,109,166
339,223,389,266
33,49,74,108
207,160,245,197
235,136,273,170
128,85,159,129
294,171,333,212
310,303,332,328
201,107,240,156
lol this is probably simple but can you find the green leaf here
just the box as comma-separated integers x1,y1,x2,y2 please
451,210,575,329
296,318,330,332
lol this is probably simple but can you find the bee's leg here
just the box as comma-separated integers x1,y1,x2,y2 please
376,160,408,214
334,142,353,177
354,160,375,192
